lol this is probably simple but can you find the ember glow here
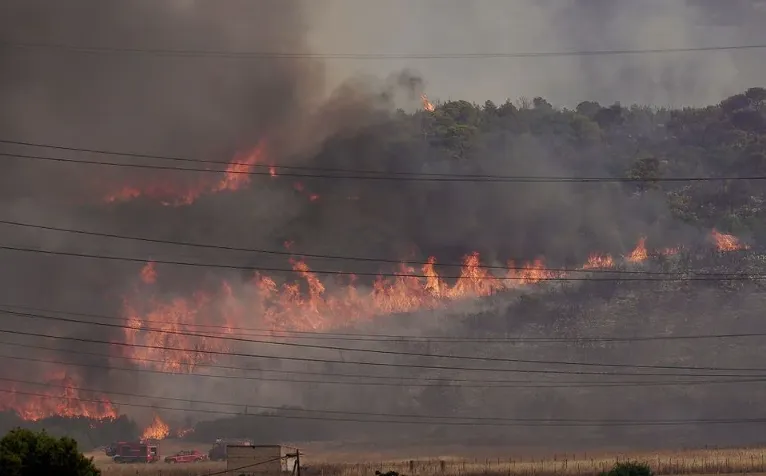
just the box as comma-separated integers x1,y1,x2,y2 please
0,371,117,421
142,414,170,440
140,261,157,285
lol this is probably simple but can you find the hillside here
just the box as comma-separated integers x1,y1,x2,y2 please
2,87,766,452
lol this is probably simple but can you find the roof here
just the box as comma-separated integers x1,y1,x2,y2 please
226,444,299,450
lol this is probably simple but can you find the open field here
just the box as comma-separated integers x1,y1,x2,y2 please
90,445,766,476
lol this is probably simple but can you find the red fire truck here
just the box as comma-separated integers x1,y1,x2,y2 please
112,441,160,464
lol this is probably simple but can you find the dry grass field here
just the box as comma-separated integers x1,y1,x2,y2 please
89,444,766,476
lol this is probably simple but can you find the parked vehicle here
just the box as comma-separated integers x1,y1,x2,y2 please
104,442,123,457
112,441,160,464
164,449,208,463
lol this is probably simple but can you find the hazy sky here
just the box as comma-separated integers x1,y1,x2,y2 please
309,0,766,107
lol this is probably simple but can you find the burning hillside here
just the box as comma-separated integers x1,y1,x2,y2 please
103,143,269,206
0,371,117,422
3,0,766,450
118,230,746,373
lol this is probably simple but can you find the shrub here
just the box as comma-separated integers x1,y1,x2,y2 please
600,461,653,476
0,427,100,476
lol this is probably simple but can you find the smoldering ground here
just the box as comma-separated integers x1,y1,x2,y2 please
0,0,765,450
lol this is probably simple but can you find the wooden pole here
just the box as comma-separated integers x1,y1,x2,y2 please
297,450,302,476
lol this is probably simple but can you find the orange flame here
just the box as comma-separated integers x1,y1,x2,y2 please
121,252,567,370
582,253,615,270
213,145,264,193
142,414,170,440
103,141,267,206
421,94,435,112
119,228,750,372
105,186,142,204
122,291,232,373
0,371,117,421
711,229,749,252
140,261,157,285
626,237,648,263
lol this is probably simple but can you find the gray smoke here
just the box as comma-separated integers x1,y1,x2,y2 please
311,0,766,107
0,0,765,454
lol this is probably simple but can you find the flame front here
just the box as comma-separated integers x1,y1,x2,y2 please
1,228,748,423
120,230,749,372
103,141,267,206
0,371,117,421
142,414,170,440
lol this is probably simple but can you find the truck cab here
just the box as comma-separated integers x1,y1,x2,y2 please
113,441,160,463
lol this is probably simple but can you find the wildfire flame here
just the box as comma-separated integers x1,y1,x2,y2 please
582,253,615,270
626,237,648,263
421,94,435,112
142,414,170,440
213,146,264,193
0,228,749,422
711,229,749,252
0,371,117,421
103,141,267,206
140,261,157,285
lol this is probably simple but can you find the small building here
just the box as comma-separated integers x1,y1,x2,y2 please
226,444,300,475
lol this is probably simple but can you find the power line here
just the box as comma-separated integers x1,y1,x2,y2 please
2,314,765,378
3,41,766,59
8,307,766,374
2,327,761,378
0,242,759,281
0,139,501,177
0,218,737,276
1,375,700,423
5,149,766,183
2,344,765,389
8,374,766,424
5,138,765,184
2,387,766,428
5,302,766,344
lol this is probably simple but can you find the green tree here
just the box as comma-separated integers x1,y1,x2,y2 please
627,156,662,191
0,428,100,476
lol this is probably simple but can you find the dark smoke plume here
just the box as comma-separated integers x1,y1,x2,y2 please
1,0,766,454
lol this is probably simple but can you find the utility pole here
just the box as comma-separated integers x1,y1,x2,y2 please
296,450,301,476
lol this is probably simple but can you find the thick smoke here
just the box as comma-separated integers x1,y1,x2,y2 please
0,0,765,454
